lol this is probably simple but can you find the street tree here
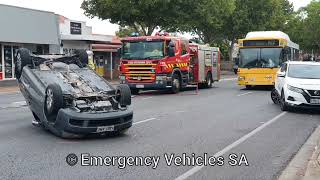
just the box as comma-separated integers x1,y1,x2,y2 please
81,0,183,36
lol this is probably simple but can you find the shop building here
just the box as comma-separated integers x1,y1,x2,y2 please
0,4,122,81
0,4,60,80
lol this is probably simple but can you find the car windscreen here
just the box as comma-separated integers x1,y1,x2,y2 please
287,64,320,79
239,48,282,68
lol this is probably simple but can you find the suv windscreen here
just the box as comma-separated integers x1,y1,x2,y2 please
288,64,320,79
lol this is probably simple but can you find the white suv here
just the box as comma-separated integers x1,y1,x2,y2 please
271,61,320,111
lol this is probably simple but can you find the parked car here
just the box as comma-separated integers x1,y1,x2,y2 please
15,48,133,138
271,61,320,111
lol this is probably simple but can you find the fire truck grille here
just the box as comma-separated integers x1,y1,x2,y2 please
125,64,156,82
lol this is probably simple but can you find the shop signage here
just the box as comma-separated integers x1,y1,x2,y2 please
70,22,82,35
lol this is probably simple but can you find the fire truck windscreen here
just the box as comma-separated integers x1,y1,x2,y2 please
122,41,165,60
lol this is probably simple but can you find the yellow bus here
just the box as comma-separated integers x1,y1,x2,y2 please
237,31,299,88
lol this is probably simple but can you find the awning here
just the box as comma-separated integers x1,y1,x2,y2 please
60,34,113,43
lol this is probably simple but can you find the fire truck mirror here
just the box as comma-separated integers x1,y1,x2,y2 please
117,48,122,56
168,46,175,57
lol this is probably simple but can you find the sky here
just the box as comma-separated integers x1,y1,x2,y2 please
0,0,313,36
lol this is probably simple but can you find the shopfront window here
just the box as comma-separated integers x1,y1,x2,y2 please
0,44,2,73
4,45,13,78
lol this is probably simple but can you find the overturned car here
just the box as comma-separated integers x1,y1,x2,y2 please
15,48,133,138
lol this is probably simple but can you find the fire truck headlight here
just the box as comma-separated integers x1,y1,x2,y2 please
156,76,167,81
119,75,125,80
238,76,245,81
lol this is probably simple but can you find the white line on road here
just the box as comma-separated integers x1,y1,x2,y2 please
237,92,253,97
133,118,157,125
141,97,153,100
174,112,287,180
220,78,237,81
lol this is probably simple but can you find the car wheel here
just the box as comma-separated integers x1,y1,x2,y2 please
271,88,280,104
205,73,213,88
171,73,181,94
44,84,63,122
280,90,289,111
15,48,32,79
116,84,132,107
75,50,88,67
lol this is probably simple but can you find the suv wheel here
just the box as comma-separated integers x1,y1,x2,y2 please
280,90,289,111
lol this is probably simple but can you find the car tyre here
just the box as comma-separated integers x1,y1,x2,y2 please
171,73,181,94
15,48,32,79
271,88,280,104
75,50,88,67
44,84,64,122
116,84,132,106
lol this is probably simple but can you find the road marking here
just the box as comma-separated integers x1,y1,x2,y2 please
220,78,237,81
133,118,157,125
174,112,287,180
0,101,27,109
142,97,153,100
237,92,253,97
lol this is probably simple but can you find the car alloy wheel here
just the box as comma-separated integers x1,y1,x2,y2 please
46,88,54,111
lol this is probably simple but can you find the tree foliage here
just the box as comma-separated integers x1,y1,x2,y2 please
82,0,317,57
286,0,320,53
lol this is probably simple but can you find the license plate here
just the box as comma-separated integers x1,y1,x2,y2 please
136,85,144,88
96,125,114,133
310,99,320,104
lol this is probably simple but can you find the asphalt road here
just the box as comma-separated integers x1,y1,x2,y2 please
0,78,319,180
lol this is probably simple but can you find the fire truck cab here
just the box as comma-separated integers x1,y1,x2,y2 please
119,34,220,94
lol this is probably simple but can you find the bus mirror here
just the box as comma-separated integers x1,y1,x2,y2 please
235,58,239,65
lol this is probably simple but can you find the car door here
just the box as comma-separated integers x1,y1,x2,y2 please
276,63,287,93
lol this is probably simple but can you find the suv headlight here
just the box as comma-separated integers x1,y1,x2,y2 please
287,85,304,93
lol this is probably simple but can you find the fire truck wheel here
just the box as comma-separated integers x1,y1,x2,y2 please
205,73,213,88
171,73,181,94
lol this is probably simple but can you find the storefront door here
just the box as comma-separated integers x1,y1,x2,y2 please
2,45,20,80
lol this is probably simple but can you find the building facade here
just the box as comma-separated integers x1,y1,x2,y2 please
0,4,122,81
0,4,60,80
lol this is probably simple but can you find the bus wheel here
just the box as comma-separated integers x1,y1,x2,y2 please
245,85,252,90
171,73,181,94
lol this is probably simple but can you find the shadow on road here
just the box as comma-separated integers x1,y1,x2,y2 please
241,85,274,91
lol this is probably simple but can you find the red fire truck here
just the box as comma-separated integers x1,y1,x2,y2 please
119,34,221,94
